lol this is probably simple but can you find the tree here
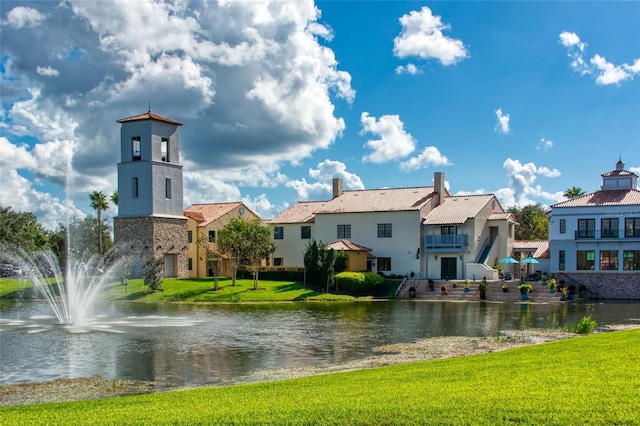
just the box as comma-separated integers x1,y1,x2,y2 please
111,191,118,206
303,240,323,285
563,186,585,199
303,240,344,289
321,248,337,292
89,191,109,255
196,234,222,291
0,205,49,253
142,255,163,292
507,204,548,240
243,220,274,290
217,218,247,286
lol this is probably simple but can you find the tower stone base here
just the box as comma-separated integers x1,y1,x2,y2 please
114,216,188,278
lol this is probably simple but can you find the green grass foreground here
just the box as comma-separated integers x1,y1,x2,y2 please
2,329,639,425
0,277,372,302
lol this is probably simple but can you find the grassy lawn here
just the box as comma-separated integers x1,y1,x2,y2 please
0,277,368,302
1,329,638,425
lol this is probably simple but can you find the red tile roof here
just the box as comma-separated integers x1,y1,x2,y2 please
513,240,550,259
550,189,640,208
325,239,373,252
269,201,327,224
116,111,183,126
601,170,637,177
184,202,249,227
423,194,499,225
317,186,437,214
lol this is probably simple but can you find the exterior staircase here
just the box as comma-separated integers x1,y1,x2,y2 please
398,279,583,303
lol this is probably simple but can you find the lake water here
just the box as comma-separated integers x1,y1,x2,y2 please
1,300,639,387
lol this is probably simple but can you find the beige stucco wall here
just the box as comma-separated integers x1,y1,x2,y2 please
186,205,260,278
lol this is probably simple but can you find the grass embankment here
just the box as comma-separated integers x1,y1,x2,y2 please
2,329,639,425
0,277,373,303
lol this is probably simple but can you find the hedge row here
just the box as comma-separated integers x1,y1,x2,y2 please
336,271,385,294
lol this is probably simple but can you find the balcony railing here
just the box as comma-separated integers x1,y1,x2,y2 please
425,234,468,248
575,230,640,240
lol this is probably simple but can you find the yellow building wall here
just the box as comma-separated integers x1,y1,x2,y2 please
186,205,261,278
346,251,368,272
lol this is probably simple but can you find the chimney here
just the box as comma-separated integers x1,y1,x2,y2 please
434,172,445,206
332,178,343,199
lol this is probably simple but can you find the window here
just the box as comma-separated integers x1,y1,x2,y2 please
577,250,595,270
623,251,640,270
132,177,139,198
274,226,284,240
188,258,193,271
132,137,141,161
208,230,215,242
378,223,392,238
441,226,455,235
601,218,618,238
165,178,172,199
625,218,640,237
559,250,565,270
377,257,391,271
559,219,566,234
577,219,595,238
187,230,193,243
161,138,169,162
600,250,619,270
300,226,311,239
273,258,283,266
337,224,351,239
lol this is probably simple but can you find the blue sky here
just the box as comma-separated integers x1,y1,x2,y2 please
1,1,639,230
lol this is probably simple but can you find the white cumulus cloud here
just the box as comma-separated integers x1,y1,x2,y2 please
537,138,553,150
5,6,46,29
393,6,468,66
559,31,640,85
495,108,511,134
395,63,419,75
286,159,364,201
400,146,452,172
496,158,564,207
361,112,416,163
36,66,60,77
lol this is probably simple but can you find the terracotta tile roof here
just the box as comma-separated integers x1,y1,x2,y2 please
550,189,640,208
325,239,373,252
489,212,517,222
316,187,437,214
423,194,497,225
601,170,637,177
513,240,550,258
269,201,327,224
184,202,247,227
116,111,183,126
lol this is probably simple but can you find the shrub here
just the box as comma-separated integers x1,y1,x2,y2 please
564,315,597,334
257,270,305,282
518,284,533,294
337,271,384,294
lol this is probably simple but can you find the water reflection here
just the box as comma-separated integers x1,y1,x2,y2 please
1,300,639,386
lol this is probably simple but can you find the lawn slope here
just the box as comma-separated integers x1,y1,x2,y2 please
2,329,639,425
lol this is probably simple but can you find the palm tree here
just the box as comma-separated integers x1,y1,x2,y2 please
563,186,585,199
89,191,109,255
110,191,118,206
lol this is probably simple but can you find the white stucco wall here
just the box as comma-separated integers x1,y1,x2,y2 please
272,223,314,267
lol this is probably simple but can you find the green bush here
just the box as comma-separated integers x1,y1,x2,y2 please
336,271,384,294
564,315,598,334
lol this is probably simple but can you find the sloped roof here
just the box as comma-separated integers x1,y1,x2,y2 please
316,187,437,214
601,169,637,177
488,212,517,222
325,239,373,252
550,189,640,208
116,111,183,126
423,194,497,225
269,201,327,224
513,240,550,259
184,202,247,227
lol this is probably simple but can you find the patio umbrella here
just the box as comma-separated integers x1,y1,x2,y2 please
499,257,519,279
520,256,539,264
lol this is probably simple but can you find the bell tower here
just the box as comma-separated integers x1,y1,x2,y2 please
114,109,188,278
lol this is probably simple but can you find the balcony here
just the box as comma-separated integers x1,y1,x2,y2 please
575,229,640,240
425,234,468,248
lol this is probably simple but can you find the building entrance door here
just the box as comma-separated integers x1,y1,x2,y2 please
164,254,175,278
440,257,457,280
